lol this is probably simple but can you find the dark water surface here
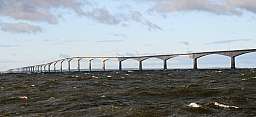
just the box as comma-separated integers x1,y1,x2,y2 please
1,69,256,117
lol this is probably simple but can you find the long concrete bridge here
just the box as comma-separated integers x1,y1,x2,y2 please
8,49,256,73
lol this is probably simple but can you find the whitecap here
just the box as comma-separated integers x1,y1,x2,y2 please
215,71,222,73
214,102,239,109
92,76,98,78
187,102,201,108
101,95,106,98
19,96,28,100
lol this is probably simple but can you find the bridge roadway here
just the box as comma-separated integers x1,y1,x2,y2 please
8,48,256,73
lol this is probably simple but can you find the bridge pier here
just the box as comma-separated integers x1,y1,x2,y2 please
102,59,108,71
103,61,106,71
48,64,51,73
40,65,42,73
60,60,64,72
139,60,143,71
119,61,122,71
77,58,82,72
193,58,198,69
163,59,167,70
68,59,72,72
231,56,236,69
32,66,34,73
36,66,38,73
44,65,47,73
89,59,93,72
54,62,57,72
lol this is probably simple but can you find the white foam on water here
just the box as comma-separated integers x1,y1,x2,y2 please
242,76,256,81
107,76,112,78
214,102,239,109
101,95,106,98
187,103,201,108
92,76,98,78
252,76,256,79
19,96,28,100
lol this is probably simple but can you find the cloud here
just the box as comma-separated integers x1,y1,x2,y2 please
0,0,83,33
96,39,124,43
206,39,253,45
112,33,127,38
180,41,190,46
5,0,256,33
0,22,42,33
0,0,162,33
59,54,71,59
81,9,162,31
83,8,122,25
0,0,83,24
0,44,19,48
128,11,162,31
0,59,19,63
149,0,256,15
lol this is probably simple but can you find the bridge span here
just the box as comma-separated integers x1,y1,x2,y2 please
8,49,256,73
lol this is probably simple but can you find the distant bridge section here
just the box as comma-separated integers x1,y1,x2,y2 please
8,49,256,73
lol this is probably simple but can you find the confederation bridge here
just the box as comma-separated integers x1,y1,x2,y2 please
8,49,256,73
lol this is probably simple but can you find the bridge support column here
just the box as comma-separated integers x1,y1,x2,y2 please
60,61,64,72
54,62,57,72
89,59,93,72
44,65,47,73
102,59,108,71
119,61,122,71
139,60,143,71
102,62,106,71
68,60,72,72
48,64,51,73
163,59,167,70
35,66,38,73
40,66,42,73
77,59,82,72
35,66,37,73
32,66,35,73
193,58,198,69
231,56,236,69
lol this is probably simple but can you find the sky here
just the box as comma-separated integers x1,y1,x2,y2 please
1,0,256,71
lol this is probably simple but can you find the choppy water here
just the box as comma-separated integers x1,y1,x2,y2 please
1,69,256,117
